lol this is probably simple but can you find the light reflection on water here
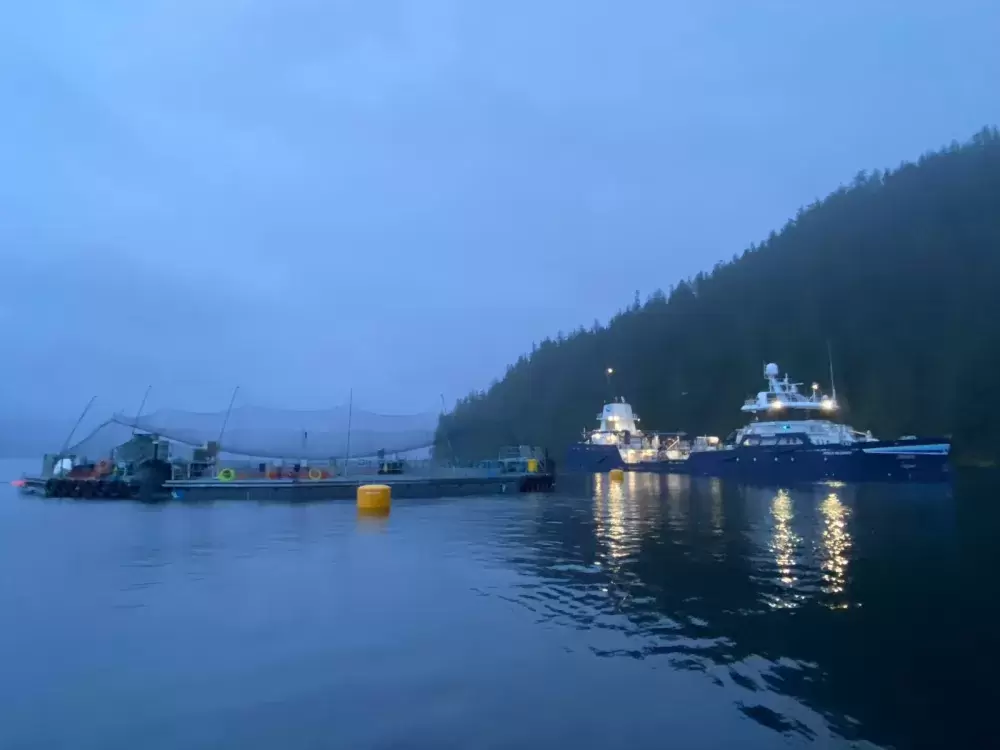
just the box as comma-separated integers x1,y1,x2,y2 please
819,492,852,605
751,487,855,611
495,474,973,749
0,459,985,750
709,478,724,536
771,489,801,590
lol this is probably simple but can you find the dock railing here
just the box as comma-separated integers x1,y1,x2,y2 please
202,458,523,480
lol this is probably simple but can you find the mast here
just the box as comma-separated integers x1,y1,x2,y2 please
827,341,838,402
59,396,97,455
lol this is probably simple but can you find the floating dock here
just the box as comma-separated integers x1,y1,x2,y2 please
165,472,554,502
19,471,555,502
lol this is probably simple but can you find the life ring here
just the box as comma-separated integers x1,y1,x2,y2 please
218,467,236,482
308,468,323,481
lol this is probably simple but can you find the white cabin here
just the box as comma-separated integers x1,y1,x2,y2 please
586,398,642,446
742,362,837,415
729,363,875,447
584,398,685,462
732,420,874,447
597,400,639,436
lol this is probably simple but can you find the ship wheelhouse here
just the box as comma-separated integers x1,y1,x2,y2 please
726,363,874,448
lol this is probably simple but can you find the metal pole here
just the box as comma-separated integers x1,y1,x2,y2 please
132,385,152,437
343,388,353,476
439,393,455,463
827,341,838,402
60,396,97,456
217,386,240,447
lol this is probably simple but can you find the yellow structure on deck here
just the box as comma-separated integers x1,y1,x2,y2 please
609,468,625,482
357,484,392,514
526,458,539,473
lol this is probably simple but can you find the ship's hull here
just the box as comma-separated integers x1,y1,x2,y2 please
565,438,951,483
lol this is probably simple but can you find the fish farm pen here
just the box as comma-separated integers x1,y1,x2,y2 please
16,403,555,502
19,467,554,503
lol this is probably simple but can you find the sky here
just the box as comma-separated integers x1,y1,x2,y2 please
2,0,999,422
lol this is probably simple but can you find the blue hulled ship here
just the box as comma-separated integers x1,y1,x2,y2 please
565,363,951,482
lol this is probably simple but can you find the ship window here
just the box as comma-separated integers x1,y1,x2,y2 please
743,437,760,447
759,437,777,446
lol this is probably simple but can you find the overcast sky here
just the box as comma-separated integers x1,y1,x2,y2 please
2,0,998,420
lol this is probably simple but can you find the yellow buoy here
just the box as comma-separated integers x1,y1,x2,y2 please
357,484,391,514
609,468,625,482
218,467,236,482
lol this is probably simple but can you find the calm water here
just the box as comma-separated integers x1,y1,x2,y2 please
1,459,995,749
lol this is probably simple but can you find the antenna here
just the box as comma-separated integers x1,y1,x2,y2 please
59,396,97,455
605,367,614,401
827,341,837,402
217,386,240,446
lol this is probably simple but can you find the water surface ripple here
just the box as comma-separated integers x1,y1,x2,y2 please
0,459,993,749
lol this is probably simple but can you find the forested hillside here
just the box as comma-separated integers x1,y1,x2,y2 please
435,129,1000,464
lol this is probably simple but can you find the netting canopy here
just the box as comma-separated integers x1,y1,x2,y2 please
65,404,438,460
